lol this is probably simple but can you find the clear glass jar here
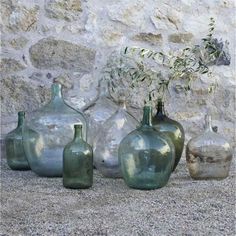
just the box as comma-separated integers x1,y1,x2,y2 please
119,106,175,189
152,99,185,171
5,111,30,170
186,114,233,180
63,124,93,189
82,79,117,146
23,82,87,177
93,96,139,178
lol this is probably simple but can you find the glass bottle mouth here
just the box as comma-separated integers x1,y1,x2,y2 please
74,124,83,129
18,111,25,117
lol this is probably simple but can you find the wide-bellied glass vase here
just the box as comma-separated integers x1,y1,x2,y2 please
82,79,117,146
63,124,93,189
152,99,185,171
93,97,138,178
186,114,233,180
5,111,30,170
23,82,87,177
118,106,175,190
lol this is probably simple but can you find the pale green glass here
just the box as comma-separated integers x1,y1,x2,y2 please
23,82,87,177
119,106,175,190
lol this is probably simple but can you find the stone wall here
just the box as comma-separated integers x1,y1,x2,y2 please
0,0,235,148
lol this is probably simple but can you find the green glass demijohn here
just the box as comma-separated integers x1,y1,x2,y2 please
63,124,93,189
23,82,87,177
152,99,185,171
5,111,30,170
118,106,175,190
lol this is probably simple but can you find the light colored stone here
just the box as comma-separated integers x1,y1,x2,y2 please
168,33,193,43
9,36,29,50
0,58,26,74
45,0,82,21
0,76,50,116
29,37,96,72
0,0,39,32
132,33,163,45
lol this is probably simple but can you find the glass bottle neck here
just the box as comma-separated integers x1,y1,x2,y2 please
156,99,166,116
142,106,152,126
204,115,213,132
73,125,83,141
17,112,25,127
50,83,64,103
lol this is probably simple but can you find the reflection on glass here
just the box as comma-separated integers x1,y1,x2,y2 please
119,106,175,190
23,82,87,177
186,114,233,180
93,97,138,178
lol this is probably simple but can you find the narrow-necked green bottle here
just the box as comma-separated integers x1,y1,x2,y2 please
5,111,30,170
63,124,93,189
152,99,185,171
118,106,175,190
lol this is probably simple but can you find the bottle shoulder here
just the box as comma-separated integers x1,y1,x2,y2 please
64,139,92,153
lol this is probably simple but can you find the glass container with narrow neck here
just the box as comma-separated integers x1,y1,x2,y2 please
63,124,93,189
118,106,175,189
82,79,117,146
5,111,30,170
23,82,87,177
186,114,233,180
152,99,185,171
93,96,138,178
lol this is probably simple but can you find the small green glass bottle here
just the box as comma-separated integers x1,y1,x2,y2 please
119,106,175,190
5,111,30,170
63,124,93,189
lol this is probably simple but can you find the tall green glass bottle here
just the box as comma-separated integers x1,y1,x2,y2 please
118,106,175,190
63,124,93,189
5,111,30,170
152,99,185,171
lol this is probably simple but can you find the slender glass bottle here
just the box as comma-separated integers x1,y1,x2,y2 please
152,99,185,171
82,79,117,146
63,125,93,189
5,111,30,170
119,106,175,190
93,96,138,178
186,114,233,180
23,82,87,177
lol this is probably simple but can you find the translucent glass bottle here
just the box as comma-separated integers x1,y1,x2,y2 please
118,106,175,189
186,114,233,180
152,99,185,171
23,82,87,177
82,79,117,146
63,124,93,189
93,96,138,178
5,111,30,170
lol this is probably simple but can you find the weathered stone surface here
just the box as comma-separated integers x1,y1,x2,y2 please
168,33,193,43
0,76,50,116
9,36,28,50
0,58,25,74
132,33,162,45
29,38,96,72
107,1,146,28
0,0,39,32
45,0,82,21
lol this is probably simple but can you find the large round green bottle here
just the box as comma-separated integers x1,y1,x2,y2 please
152,99,185,171
118,106,175,190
